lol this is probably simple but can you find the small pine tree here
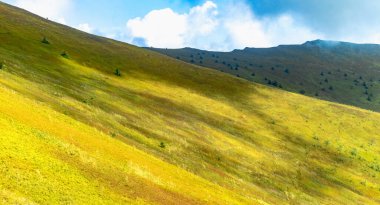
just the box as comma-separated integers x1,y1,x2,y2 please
41,37,50,44
114,68,121,76
284,69,289,74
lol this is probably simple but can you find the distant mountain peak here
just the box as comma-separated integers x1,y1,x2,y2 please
302,39,343,47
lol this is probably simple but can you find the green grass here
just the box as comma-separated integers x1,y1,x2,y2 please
1,2,380,204
150,40,380,112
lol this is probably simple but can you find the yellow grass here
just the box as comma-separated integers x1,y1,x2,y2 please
0,2,380,204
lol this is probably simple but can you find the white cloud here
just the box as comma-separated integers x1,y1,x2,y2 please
127,8,187,48
125,1,322,51
76,23,93,33
14,0,71,24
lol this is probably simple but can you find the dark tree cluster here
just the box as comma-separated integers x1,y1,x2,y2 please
265,78,282,88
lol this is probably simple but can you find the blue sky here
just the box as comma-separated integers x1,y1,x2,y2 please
3,0,380,51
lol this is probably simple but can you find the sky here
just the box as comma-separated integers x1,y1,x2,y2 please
3,0,380,51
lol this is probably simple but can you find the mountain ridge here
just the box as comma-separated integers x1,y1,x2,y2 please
149,40,380,112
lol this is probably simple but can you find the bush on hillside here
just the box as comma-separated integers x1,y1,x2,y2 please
41,37,50,44
61,51,69,59
0,62,3,69
114,68,121,77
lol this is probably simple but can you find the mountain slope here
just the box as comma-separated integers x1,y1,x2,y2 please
1,2,380,204
149,40,380,112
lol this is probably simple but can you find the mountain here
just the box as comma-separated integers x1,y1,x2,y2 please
1,2,380,204
149,40,380,112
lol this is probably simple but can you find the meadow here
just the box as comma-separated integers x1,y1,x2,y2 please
1,2,380,204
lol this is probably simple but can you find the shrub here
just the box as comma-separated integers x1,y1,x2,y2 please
284,69,289,74
299,90,306,94
114,68,121,76
0,62,3,69
159,142,166,148
61,51,69,58
41,37,50,44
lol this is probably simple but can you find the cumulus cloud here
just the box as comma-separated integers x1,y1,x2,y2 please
127,8,187,48
14,0,71,24
126,1,321,51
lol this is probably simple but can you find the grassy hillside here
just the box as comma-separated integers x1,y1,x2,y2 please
149,40,380,112
1,2,380,204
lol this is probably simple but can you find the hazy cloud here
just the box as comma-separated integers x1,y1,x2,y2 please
76,23,93,33
14,0,71,24
245,0,380,44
